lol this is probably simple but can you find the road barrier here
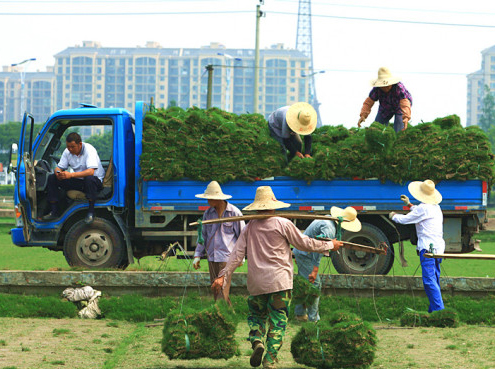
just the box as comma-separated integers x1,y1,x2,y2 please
1,271,494,297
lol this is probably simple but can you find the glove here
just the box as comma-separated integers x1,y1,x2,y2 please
331,239,343,251
193,257,201,270
389,212,397,220
400,195,411,207
358,117,365,128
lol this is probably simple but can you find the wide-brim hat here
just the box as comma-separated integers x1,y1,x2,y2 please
330,206,362,232
408,179,442,205
243,186,290,211
195,180,232,200
286,102,317,136
370,67,401,87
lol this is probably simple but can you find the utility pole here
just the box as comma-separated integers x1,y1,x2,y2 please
253,1,263,114
11,58,36,121
206,65,213,109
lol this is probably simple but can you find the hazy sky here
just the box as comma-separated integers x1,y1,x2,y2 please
2,0,495,128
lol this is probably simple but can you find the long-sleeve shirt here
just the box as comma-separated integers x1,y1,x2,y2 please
392,203,445,254
194,202,245,262
268,106,291,139
219,217,335,296
368,82,413,117
293,219,336,269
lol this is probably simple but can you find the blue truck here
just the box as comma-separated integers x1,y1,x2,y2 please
9,102,489,274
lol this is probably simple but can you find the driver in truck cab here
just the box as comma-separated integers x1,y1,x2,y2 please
42,132,105,224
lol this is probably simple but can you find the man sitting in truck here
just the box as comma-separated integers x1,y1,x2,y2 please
268,102,317,162
42,132,105,224
193,180,245,302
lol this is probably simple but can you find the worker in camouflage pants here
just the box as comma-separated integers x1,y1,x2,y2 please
247,291,291,364
212,186,341,368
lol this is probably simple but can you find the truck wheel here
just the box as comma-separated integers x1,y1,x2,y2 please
331,223,394,275
63,218,128,268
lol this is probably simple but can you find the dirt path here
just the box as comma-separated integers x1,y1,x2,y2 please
1,318,495,369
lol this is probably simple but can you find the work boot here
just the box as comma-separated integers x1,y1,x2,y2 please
295,314,308,322
250,340,264,367
84,212,94,224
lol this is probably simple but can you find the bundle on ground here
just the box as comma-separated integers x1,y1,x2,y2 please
291,310,377,369
162,300,239,360
292,274,321,306
140,107,495,186
400,307,459,328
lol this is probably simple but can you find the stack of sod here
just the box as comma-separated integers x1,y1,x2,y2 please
162,300,239,360
400,307,459,328
292,274,321,306
291,310,377,369
141,106,285,183
140,107,495,186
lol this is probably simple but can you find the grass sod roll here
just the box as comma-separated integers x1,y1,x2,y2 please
291,310,377,369
400,307,460,328
162,300,240,360
140,108,495,186
292,274,321,306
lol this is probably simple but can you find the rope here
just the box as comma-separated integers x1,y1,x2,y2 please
197,219,204,244
335,216,344,241
316,323,325,362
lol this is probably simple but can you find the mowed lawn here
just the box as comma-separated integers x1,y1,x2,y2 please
0,217,494,277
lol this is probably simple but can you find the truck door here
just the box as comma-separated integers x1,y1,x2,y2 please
17,113,37,241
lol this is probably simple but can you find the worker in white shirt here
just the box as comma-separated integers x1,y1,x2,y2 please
389,179,445,312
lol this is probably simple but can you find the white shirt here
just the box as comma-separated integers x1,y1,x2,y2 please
392,203,445,254
58,143,105,182
268,106,292,139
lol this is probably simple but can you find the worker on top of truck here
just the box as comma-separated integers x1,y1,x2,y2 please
42,132,105,225
193,180,245,302
389,179,445,312
358,67,413,133
268,102,317,161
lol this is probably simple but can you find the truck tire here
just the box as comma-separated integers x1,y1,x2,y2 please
331,223,394,275
63,218,128,268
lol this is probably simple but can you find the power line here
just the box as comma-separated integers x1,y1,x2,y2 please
0,10,251,16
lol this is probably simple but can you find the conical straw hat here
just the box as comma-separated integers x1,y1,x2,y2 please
408,179,442,205
330,206,362,232
195,181,232,200
286,102,317,135
243,186,290,211
370,67,401,87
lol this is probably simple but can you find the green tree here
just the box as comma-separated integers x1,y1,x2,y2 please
478,85,495,132
0,121,42,166
85,131,112,161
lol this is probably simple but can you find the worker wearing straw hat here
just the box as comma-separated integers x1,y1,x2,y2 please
389,179,445,312
358,67,413,133
268,102,317,162
212,186,343,369
293,207,361,322
193,181,245,301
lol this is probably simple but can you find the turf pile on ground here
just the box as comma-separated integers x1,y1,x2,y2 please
161,300,239,360
140,108,495,185
400,307,459,328
291,310,377,369
292,274,321,306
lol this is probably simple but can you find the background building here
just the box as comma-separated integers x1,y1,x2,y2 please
0,41,311,124
467,44,495,127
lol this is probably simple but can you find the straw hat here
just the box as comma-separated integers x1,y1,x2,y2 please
408,179,442,205
286,102,317,135
330,206,362,232
195,181,232,200
243,186,290,211
370,67,401,87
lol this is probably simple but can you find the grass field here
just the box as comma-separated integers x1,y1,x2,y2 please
1,217,494,277
1,317,494,369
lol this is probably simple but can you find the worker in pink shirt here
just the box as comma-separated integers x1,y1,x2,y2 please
212,186,342,369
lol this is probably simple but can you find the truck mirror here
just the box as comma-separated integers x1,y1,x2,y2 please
8,143,18,174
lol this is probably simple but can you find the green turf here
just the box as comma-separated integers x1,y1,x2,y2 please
1,218,494,277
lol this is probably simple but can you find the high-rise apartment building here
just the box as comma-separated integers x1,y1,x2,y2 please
467,44,495,127
0,41,311,124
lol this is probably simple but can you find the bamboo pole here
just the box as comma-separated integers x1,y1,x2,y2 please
424,253,495,260
189,213,349,226
317,238,387,255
